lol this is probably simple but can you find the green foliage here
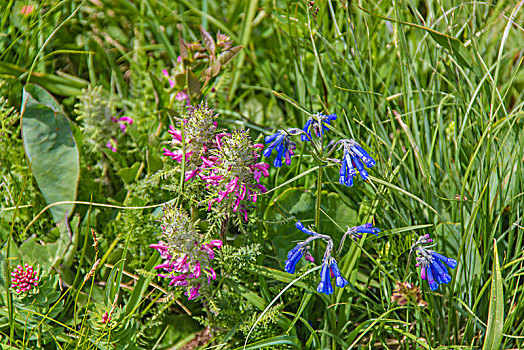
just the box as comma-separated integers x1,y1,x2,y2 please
1,0,524,349
21,84,80,223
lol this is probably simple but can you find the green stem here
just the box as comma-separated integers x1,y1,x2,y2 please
315,167,323,259
315,167,323,230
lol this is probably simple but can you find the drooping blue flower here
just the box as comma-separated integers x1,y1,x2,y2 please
345,223,380,241
329,258,348,288
285,243,304,274
316,259,334,295
284,221,317,274
295,221,316,236
337,140,376,187
264,130,297,168
301,113,337,141
415,238,457,291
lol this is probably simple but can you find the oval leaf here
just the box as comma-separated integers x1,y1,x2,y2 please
21,84,80,223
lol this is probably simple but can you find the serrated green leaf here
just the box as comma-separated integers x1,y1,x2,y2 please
20,84,80,223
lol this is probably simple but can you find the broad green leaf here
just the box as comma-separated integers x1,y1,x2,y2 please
118,162,141,185
18,218,72,273
21,84,80,223
482,240,504,350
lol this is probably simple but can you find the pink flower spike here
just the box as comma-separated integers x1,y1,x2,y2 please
162,69,169,77
177,56,182,63
254,143,264,149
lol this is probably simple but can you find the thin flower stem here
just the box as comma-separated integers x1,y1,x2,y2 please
315,166,323,258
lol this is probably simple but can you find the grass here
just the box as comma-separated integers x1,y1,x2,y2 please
1,0,523,349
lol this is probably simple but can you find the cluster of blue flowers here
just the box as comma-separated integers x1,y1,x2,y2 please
301,112,337,141
284,221,381,295
263,113,375,187
337,140,376,186
414,234,457,291
263,110,456,297
263,130,298,168
285,221,348,295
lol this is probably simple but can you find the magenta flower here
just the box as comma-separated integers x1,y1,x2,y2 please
10,263,39,294
101,311,111,324
150,205,222,301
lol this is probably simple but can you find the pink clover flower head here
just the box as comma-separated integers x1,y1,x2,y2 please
150,205,221,301
10,263,39,294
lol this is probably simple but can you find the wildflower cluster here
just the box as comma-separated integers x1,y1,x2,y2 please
150,204,221,300
285,221,351,295
413,234,457,291
163,103,219,181
10,263,39,294
164,104,268,221
265,109,457,299
75,85,133,153
206,129,268,221
263,112,376,188
333,139,376,186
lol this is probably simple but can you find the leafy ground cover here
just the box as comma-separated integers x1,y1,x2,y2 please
1,0,523,349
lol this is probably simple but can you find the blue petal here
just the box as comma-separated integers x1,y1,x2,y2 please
263,143,277,157
264,132,280,144
326,113,337,120
351,144,376,168
273,142,285,168
431,252,457,269
339,156,347,177
301,119,312,141
330,260,348,288
345,154,356,177
355,228,378,236
295,221,315,235
426,265,439,291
